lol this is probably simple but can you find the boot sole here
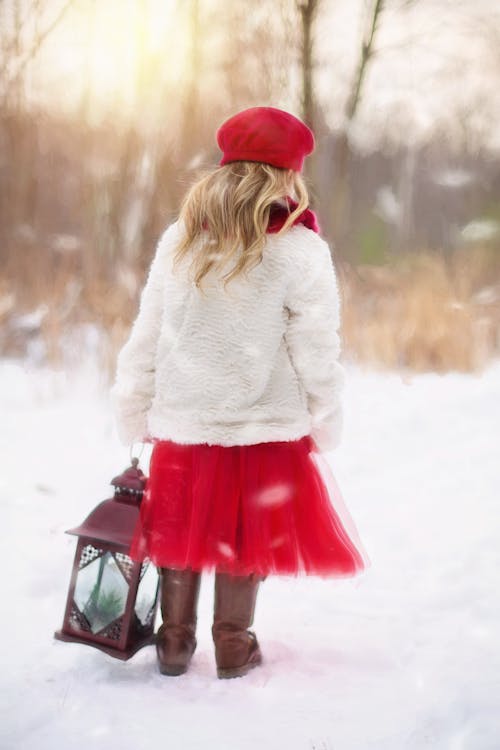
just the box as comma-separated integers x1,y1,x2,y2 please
158,662,189,676
217,653,263,679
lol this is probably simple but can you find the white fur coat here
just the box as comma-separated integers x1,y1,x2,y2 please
110,219,345,452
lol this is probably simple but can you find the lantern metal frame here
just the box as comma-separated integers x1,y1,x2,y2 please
54,458,160,660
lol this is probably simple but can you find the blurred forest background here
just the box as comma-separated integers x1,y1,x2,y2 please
1,0,499,377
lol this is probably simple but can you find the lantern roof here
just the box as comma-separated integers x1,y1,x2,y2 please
66,498,140,549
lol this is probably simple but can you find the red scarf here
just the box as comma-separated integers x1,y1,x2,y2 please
200,195,320,235
267,195,320,234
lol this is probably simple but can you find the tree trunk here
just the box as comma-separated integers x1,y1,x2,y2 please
331,0,384,254
297,0,319,186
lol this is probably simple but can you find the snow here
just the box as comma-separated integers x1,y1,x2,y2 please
1,355,499,749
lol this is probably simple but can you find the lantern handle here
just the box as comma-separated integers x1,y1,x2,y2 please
129,441,145,464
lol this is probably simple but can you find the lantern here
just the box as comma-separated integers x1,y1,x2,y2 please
54,457,160,660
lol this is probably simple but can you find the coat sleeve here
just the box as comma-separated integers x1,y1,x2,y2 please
109,223,176,446
283,232,346,452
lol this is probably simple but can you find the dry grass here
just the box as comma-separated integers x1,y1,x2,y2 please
2,243,500,378
341,245,500,373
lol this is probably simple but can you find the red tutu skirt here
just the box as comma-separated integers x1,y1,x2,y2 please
128,434,371,578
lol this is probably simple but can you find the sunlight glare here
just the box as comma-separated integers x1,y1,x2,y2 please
33,0,188,124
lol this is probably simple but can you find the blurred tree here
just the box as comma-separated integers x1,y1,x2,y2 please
297,0,320,187
330,0,384,252
180,0,202,160
0,0,77,265
297,0,318,130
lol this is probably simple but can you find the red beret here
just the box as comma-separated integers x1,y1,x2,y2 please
216,106,315,172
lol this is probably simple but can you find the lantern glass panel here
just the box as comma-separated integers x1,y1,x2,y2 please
135,563,159,626
74,551,129,634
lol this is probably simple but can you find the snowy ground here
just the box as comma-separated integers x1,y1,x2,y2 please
1,355,499,750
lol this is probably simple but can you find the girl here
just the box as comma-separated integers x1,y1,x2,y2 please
110,106,371,680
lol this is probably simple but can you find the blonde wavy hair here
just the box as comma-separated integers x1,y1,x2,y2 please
172,161,310,293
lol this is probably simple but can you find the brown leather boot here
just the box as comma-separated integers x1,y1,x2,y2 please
212,570,264,679
156,566,201,676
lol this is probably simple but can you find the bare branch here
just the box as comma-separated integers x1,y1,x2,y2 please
0,0,45,66
345,0,384,122
2,0,77,99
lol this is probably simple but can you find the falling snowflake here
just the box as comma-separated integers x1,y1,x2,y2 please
217,542,235,558
253,481,294,507
270,535,287,548
241,343,261,358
